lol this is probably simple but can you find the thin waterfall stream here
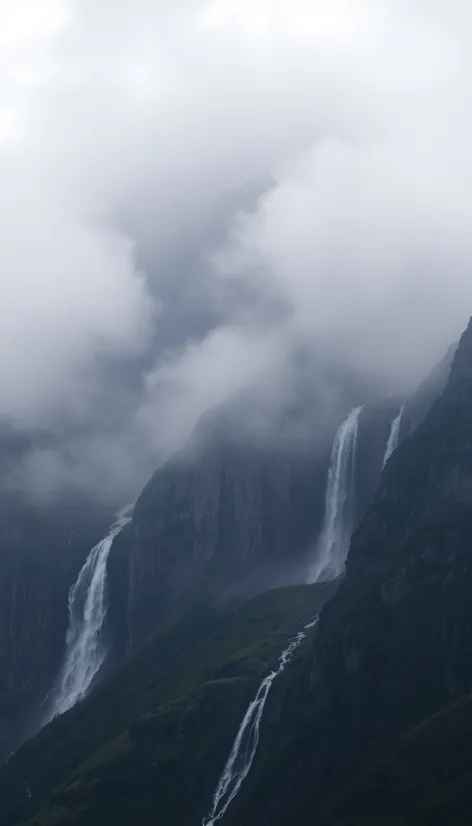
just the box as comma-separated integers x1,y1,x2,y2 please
382,405,404,468
202,619,319,826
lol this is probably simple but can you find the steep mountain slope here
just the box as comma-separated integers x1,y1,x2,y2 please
226,317,472,826
324,691,472,826
0,583,336,826
0,490,110,759
400,341,456,439
0,384,413,760
125,393,403,648
127,440,328,646
0,334,455,817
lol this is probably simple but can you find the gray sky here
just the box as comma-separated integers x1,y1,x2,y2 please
1,0,472,500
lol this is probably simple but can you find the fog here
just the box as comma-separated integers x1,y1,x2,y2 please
1,0,472,501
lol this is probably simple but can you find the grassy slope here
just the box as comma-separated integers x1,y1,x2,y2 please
0,582,334,826
324,691,472,826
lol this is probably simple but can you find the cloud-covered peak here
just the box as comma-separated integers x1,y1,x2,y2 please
1,1,472,501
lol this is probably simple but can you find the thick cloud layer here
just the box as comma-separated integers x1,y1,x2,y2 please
1,0,472,500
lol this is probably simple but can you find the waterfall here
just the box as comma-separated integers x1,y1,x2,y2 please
46,504,133,720
202,619,318,826
309,406,362,583
382,405,404,468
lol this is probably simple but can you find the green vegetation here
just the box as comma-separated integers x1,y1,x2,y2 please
0,583,333,826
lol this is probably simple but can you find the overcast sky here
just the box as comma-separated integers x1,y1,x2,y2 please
1,0,472,501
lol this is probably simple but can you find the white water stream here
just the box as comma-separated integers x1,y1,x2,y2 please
202,619,318,825
46,505,132,720
309,406,362,583
382,406,404,468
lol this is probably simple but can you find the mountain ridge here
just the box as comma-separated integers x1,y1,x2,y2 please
224,315,472,825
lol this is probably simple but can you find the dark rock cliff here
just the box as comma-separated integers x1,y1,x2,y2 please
0,489,110,758
400,341,456,439
227,318,472,826
124,392,404,649
126,440,330,646
355,396,404,520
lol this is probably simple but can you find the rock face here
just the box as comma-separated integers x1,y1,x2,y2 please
400,341,456,439
226,317,472,826
126,441,330,646
355,396,404,518
125,394,404,648
0,488,110,758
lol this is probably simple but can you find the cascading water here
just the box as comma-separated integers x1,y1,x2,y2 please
309,406,362,583
202,619,318,826
382,405,404,468
46,504,133,721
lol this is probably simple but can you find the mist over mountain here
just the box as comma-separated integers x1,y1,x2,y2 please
3,5,472,826
2,0,472,503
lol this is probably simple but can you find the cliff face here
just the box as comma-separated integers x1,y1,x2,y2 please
126,442,329,646
355,396,403,519
0,491,110,758
125,393,404,648
227,318,472,826
400,341,456,439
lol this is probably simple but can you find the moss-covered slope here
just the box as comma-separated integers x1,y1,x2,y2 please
0,582,334,826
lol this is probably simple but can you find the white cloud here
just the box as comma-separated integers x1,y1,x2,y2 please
0,0,68,54
1,0,472,498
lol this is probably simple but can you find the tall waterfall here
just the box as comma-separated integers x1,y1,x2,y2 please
202,619,318,826
46,505,133,721
309,406,362,583
382,405,404,468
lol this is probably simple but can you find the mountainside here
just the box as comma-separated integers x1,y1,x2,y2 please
0,583,336,826
126,394,403,648
0,332,458,820
127,441,327,646
400,342,456,440
0,386,402,759
223,317,472,826
0,490,110,759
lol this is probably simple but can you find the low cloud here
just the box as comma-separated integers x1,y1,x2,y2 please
1,1,472,501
